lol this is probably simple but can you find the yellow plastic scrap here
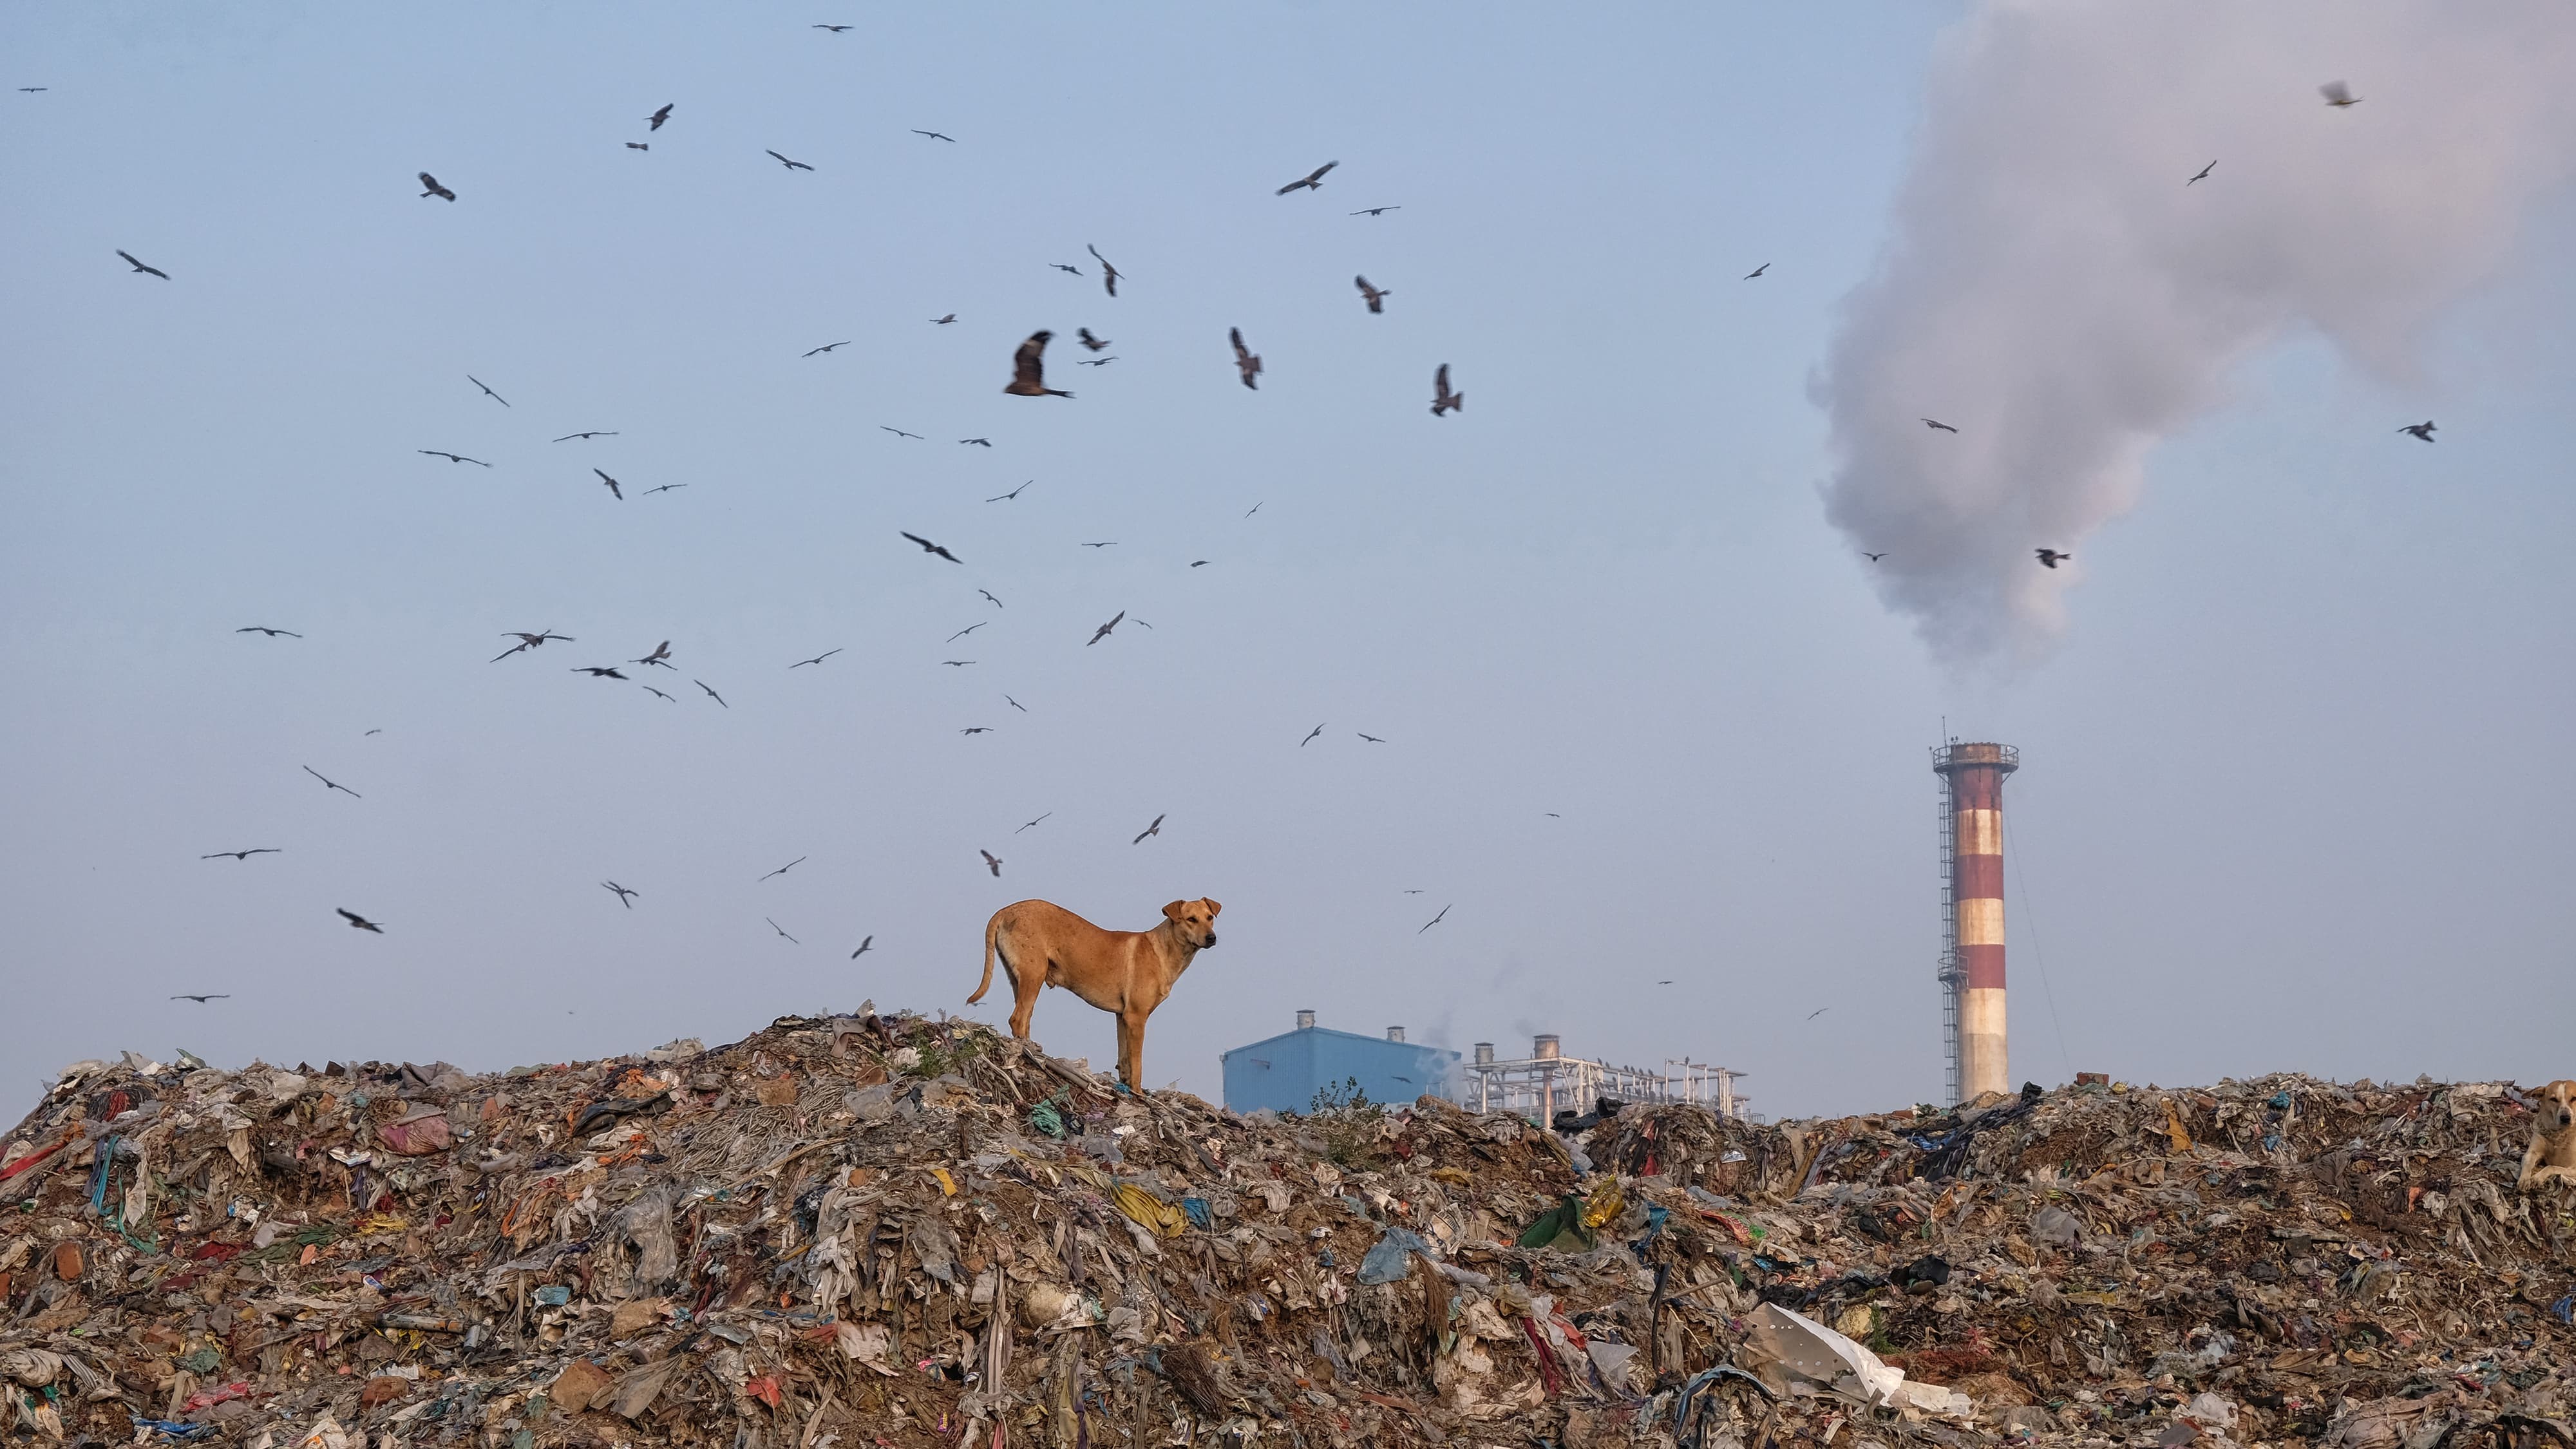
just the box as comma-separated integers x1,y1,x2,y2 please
1113,1182,1189,1238
930,1168,958,1197
2164,1113,2193,1153
1580,1181,1624,1230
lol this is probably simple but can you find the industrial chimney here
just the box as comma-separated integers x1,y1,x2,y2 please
1295,1010,1316,1031
1933,741,2018,1104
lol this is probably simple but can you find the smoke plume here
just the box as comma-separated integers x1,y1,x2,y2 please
1821,3,2576,663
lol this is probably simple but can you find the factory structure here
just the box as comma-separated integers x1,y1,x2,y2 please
1218,1014,1752,1124
1935,740,2017,1104
1220,1012,1462,1115
1462,1036,1750,1124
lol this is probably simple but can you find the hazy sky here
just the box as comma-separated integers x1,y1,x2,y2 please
5,3,2571,1124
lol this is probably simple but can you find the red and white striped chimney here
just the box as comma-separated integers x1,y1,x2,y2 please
1935,742,2018,1102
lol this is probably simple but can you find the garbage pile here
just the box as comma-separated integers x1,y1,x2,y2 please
5,1012,2571,1449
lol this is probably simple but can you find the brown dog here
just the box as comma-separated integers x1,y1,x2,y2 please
2519,1080,2576,1190
969,897,1220,1088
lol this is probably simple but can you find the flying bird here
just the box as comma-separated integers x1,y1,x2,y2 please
911,129,954,141
19,88,48,93
303,766,361,797
947,623,988,642
116,250,169,279
1430,363,1463,416
981,591,1006,607
626,142,649,151
1133,814,1164,845
1418,905,1450,934
1077,356,1117,366
1350,206,1399,216
337,908,385,934
1080,540,1117,548
603,881,638,908
766,149,814,170
1806,1008,1829,1021
494,630,573,659
631,641,673,668
849,936,873,959
1050,263,1083,277
595,468,623,499
1088,244,1121,297
1229,328,1262,388
696,679,728,707
236,626,302,638
980,849,1003,877
765,918,799,944
2188,160,2216,185
986,481,1033,502
758,856,808,882
171,994,231,1003
573,666,629,678
1077,328,1112,352
201,848,280,860
643,685,675,701
1003,330,1072,397
804,341,852,356
1191,560,1209,567
641,483,687,495
1354,276,1390,313
901,531,963,563
2398,421,2436,441
931,314,956,324
1919,417,1958,433
469,375,509,406
647,103,672,129
790,649,842,668
880,426,924,439
960,724,992,734
1357,733,1385,743
942,660,976,667
817,24,855,32
1300,723,1325,747
2320,80,2360,108
1087,611,1124,645
419,173,455,201
1276,160,1338,194
959,437,992,447
1245,502,1263,518
553,431,618,442
417,450,490,466
1016,812,1050,833
2034,549,2071,569
1863,551,1888,562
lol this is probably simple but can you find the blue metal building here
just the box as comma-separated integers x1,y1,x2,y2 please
1219,1011,1462,1115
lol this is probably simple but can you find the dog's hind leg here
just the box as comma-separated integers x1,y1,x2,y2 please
1006,943,1042,1040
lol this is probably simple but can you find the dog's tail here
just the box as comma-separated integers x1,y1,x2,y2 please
969,912,1001,1004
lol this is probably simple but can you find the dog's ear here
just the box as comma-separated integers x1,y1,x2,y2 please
1202,898,1222,916
1162,900,1187,922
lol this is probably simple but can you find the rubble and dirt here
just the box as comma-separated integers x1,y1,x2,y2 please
5,1010,2573,1449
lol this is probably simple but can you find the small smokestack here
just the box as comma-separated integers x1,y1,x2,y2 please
1385,1027,1405,1043
1473,1042,1494,1066
1533,1034,1560,1060
1294,1010,1316,1031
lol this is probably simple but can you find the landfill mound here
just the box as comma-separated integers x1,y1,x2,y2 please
5,1012,2573,1449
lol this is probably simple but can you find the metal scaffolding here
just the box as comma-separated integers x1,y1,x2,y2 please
1463,1036,1754,1124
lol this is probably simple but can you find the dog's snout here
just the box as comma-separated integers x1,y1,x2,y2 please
1203,932,1218,947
